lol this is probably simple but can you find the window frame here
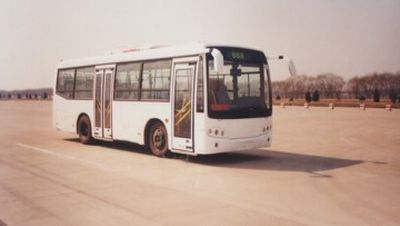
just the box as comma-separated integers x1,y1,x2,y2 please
206,52,272,119
140,59,172,102
56,65,97,100
56,57,176,102
114,62,142,101
74,66,95,100
113,58,173,102
56,68,76,99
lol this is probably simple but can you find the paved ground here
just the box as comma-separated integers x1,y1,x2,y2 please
0,101,399,226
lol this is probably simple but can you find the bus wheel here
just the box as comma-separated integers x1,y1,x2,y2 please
149,122,169,157
78,115,93,144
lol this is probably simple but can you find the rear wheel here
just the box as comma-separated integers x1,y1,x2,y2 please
78,115,93,144
148,122,169,157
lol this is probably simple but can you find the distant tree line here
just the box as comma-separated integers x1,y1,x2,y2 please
346,72,400,102
272,73,345,99
272,72,400,103
0,88,53,100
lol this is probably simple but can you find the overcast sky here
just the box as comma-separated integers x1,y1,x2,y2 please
1,0,399,90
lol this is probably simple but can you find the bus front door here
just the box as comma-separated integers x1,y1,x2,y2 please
93,65,114,140
172,61,196,152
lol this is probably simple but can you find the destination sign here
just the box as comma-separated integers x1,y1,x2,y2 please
209,46,266,64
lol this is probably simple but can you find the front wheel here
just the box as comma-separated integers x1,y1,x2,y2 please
148,122,169,157
77,115,93,144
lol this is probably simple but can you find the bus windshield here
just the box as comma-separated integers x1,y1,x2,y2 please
207,50,271,119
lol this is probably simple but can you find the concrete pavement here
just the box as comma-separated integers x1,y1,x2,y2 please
0,101,399,226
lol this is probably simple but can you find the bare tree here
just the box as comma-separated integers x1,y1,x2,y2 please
273,72,399,100
272,74,344,99
345,72,400,99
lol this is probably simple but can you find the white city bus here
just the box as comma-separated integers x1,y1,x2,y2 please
53,43,278,157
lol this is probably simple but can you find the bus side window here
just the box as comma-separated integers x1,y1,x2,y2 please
75,67,94,99
57,69,75,99
141,59,172,101
115,62,141,100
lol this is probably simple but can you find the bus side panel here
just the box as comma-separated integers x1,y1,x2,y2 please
53,95,93,134
112,101,171,145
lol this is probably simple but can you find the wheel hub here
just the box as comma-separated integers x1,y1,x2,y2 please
153,129,165,149
80,124,88,137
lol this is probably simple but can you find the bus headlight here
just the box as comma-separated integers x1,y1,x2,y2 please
262,125,271,134
208,128,226,138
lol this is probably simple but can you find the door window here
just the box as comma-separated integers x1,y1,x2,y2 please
174,68,193,138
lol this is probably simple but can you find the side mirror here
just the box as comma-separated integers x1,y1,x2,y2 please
267,55,297,77
288,59,297,77
211,49,224,74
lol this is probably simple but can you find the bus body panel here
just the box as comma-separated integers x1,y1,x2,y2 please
112,101,171,146
192,112,206,154
53,95,93,134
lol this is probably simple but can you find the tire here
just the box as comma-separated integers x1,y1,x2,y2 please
77,115,93,144
148,122,169,157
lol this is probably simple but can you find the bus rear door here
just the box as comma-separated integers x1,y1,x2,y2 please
93,65,115,140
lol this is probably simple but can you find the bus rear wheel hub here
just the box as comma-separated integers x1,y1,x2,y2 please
153,129,165,149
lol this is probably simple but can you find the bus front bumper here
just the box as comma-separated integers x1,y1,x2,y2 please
197,134,271,155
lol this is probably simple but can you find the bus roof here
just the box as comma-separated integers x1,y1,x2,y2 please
57,42,266,69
